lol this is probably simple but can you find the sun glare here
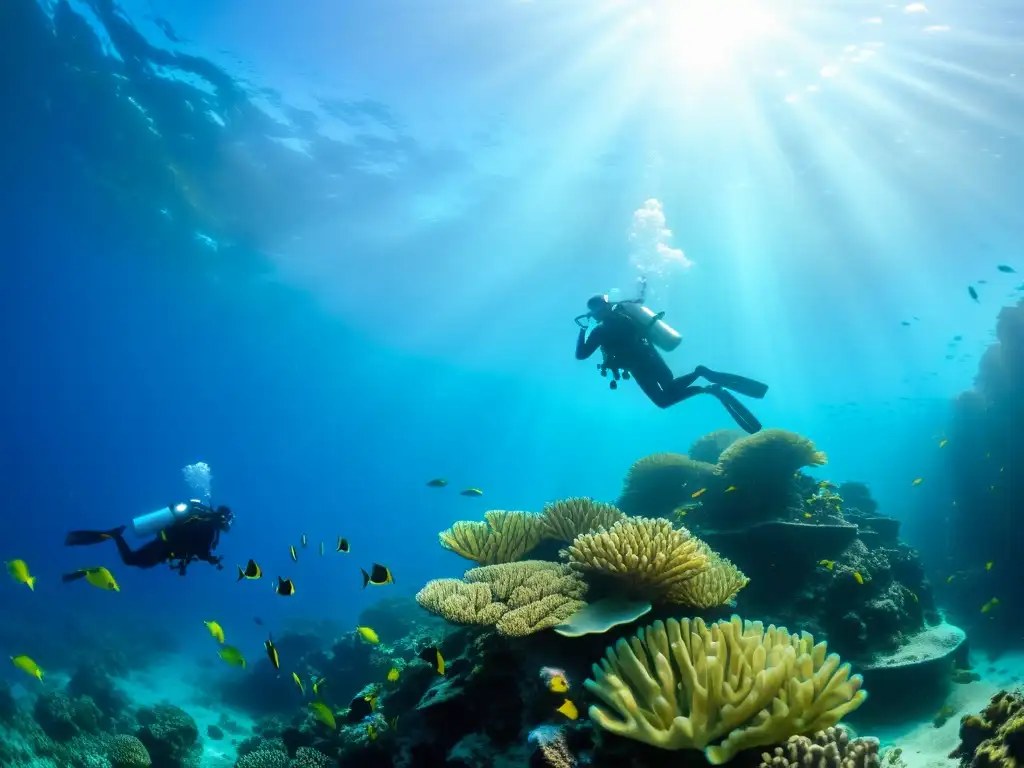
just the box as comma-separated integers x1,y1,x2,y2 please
645,0,782,73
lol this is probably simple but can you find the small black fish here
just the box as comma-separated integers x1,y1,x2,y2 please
336,537,350,554
253,617,264,626
265,635,280,670
417,646,445,675
361,563,394,588
953,335,962,341
901,321,911,327
237,559,262,581
978,279,988,285
460,488,483,497
426,478,448,488
346,695,374,722
998,265,1016,273
968,286,979,302
275,577,296,597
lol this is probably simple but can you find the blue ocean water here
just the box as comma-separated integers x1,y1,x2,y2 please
2,1,1024,766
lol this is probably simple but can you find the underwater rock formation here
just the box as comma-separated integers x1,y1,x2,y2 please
943,299,1024,643
136,703,201,768
950,689,1024,767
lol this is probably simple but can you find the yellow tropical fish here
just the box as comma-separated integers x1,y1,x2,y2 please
803,512,813,519
853,572,866,585
309,701,335,730
289,545,298,563
556,699,579,720
387,667,400,682
672,507,687,518
939,439,948,448
724,485,737,493
11,655,42,680
204,621,225,644
549,674,569,693
6,560,35,591
367,724,377,741
356,626,379,644
912,478,923,486
909,591,919,602
218,646,246,668
690,488,707,499
61,567,120,591
986,561,994,571
312,677,324,698
981,598,1000,614
84,567,119,591
818,560,835,571
292,672,305,695
947,575,955,583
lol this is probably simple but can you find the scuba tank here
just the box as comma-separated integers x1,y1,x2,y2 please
131,499,204,538
617,301,682,352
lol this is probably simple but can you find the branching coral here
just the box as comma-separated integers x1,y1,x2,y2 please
108,735,152,768
617,453,718,517
761,728,880,768
438,510,545,564
564,517,745,608
689,430,745,465
416,561,588,636
585,616,868,764
539,497,625,543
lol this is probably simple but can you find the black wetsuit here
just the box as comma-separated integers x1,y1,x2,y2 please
576,311,707,408
575,309,767,433
65,504,227,576
112,520,224,575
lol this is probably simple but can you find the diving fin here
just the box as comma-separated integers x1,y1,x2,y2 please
64,526,126,547
700,369,768,399
709,386,762,434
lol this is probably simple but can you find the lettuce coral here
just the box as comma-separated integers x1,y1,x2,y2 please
585,616,867,764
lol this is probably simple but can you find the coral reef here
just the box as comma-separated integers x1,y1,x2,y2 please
416,561,588,636
438,510,545,565
950,689,1024,767
108,734,153,768
538,497,625,544
689,429,745,465
135,704,200,768
563,517,748,608
585,615,867,764
760,727,880,768
617,453,718,518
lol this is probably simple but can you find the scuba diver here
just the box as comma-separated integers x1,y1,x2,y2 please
574,280,768,434
64,500,233,576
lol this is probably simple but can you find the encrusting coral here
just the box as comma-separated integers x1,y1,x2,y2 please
760,727,880,768
564,517,747,608
539,497,625,543
438,510,545,565
585,615,868,764
415,561,588,637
